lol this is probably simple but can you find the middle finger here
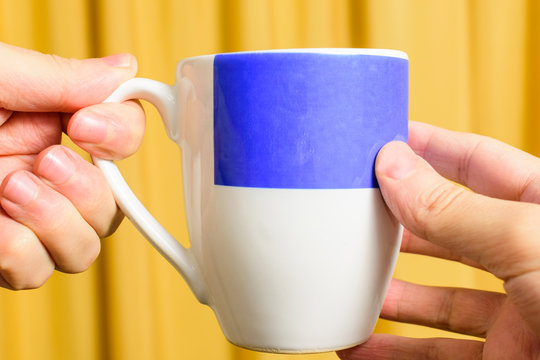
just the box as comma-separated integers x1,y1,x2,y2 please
34,145,123,237
381,278,506,338
0,170,100,273
401,229,485,270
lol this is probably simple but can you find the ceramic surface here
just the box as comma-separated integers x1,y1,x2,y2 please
95,48,408,353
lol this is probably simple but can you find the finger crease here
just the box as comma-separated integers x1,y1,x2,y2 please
459,137,483,188
519,173,540,204
437,287,457,330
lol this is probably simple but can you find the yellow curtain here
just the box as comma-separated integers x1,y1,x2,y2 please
0,0,538,359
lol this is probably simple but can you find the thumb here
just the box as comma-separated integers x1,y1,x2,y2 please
375,141,540,282
0,42,137,112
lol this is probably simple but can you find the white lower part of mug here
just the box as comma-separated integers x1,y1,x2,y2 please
193,186,402,353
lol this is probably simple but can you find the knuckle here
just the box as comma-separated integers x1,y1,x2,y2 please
436,287,457,329
78,238,101,272
42,54,73,105
0,229,36,263
0,231,54,290
57,234,101,274
79,187,122,238
413,182,466,238
110,132,141,160
9,269,52,290
496,205,540,276
519,173,540,203
38,201,72,233
95,210,124,238
476,204,540,280
507,206,538,239
108,102,145,159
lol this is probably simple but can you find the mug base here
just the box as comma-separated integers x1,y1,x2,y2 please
228,337,368,354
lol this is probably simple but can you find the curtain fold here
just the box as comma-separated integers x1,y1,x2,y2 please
0,1,537,359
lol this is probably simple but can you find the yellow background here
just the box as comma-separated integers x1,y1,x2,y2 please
0,0,539,359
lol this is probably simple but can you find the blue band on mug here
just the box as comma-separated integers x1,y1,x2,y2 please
213,52,408,189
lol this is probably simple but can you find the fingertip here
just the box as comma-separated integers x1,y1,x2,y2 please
34,145,77,186
100,53,138,83
101,53,136,69
407,121,433,156
68,101,145,160
374,141,443,235
67,109,108,145
375,141,418,181
0,170,39,207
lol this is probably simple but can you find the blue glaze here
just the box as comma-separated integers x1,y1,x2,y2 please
213,52,408,189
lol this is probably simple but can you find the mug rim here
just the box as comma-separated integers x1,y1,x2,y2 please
181,48,408,61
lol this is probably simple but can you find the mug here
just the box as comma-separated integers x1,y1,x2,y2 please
95,48,408,353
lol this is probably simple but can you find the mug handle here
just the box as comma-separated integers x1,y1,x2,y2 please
92,78,208,303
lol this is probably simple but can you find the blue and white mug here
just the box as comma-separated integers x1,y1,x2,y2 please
95,49,408,353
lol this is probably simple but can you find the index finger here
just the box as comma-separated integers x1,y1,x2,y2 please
375,141,540,282
0,42,137,112
409,121,540,204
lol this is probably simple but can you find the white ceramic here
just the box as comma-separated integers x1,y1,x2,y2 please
94,48,408,353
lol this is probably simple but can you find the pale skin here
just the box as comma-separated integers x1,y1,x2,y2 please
2,43,540,359
0,42,145,289
338,122,540,359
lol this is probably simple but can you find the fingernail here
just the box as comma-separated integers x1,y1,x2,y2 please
1,172,39,206
37,147,76,185
102,53,133,68
68,111,108,144
376,141,418,180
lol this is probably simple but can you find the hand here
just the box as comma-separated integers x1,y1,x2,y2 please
338,121,540,359
0,42,145,289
